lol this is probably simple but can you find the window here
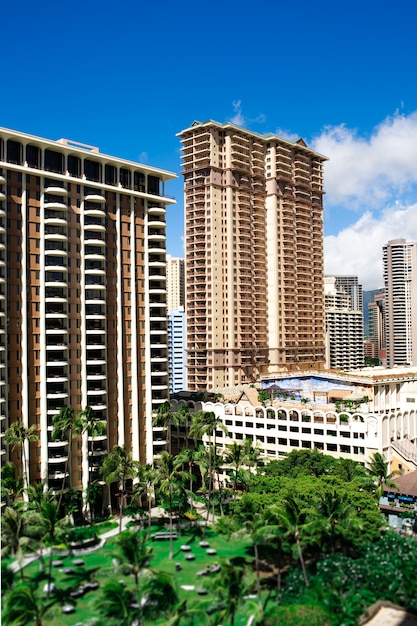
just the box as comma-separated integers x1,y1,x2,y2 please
26,145,40,168
119,168,131,188
85,159,101,182
68,155,81,177
148,175,160,195
45,149,64,174
105,164,117,185
134,171,145,192
7,140,22,164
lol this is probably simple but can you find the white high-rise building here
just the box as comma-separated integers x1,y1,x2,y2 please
324,276,364,370
383,239,417,367
168,307,186,393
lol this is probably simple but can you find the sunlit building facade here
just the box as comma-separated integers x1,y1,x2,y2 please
383,239,417,367
178,120,327,391
0,127,176,498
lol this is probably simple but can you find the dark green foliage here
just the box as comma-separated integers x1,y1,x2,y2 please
261,603,332,626
65,525,98,543
276,533,417,626
260,449,338,479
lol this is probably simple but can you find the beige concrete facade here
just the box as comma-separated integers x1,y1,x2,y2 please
0,127,176,494
178,121,327,391
166,256,185,311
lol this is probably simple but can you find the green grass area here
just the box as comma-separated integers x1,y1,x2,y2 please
18,524,255,625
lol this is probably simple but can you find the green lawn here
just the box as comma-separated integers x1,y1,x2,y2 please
18,524,255,625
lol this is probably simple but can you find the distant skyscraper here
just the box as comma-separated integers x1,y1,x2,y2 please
368,289,386,364
166,257,186,392
168,307,187,393
166,256,185,310
1,127,176,498
178,120,327,391
324,276,364,370
383,239,417,366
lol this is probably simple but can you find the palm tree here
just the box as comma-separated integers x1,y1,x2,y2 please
152,401,186,454
77,406,106,519
336,457,370,486
269,494,311,587
1,580,62,626
92,579,138,626
114,530,153,587
224,442,246,500
243,438,262,491
367,452,399,499
1,461,23,504
100,445,140,533
139,570,179,624
95,572,179,626
1,507,31,578
36,498,68,597
316,486,362,554
51,406,82,508
141,464,158,539
189,411,228,521
231,512,270,616
4,421,39,500
176,447,199,513
155,451,190,559
209,557,251,626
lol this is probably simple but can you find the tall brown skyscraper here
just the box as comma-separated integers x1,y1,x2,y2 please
1,127,176,498
178,120,327,391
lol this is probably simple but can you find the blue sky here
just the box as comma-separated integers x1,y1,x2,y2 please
3,0,417,289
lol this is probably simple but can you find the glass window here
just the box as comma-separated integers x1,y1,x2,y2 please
45,149,64,173
7,140,22,164
105,164,117,185
85,159,101,182
68,155,81,177
26,145,40,168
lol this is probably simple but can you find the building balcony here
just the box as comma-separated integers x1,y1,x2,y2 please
48,454,69,464
48,470,69,480
85,210,106,223
48,439,69,449
84,193,106,204
86,357,106,366
45,185,68,196
88,448,108,458
44,201,67,211
148,231,166,241
46,391,69,401
148,206,166,215
45,232,67,244
84,236,106,247
85,250,106,261
88,401,107,411
148,244,165,254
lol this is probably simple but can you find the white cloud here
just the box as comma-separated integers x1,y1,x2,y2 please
230,100,245,126
229,101,265,128
275,127,300,142
137,151,148,163
324,202,417,290
311,111,417,289
312,111,417,208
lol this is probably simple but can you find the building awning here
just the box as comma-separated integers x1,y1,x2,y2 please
398,496,414,503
